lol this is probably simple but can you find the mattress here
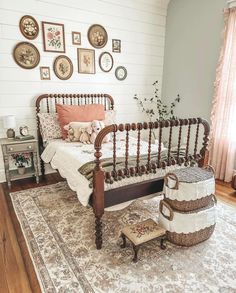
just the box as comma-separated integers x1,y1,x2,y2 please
41,137,184,211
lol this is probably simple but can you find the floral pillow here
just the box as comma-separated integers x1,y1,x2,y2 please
38,113,62,141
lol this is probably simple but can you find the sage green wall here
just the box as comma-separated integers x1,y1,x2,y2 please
162,0,226,120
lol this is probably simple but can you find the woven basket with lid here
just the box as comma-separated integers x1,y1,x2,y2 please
164,166,215,212
159,197,217,246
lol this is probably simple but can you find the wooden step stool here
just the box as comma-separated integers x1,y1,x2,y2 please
120,218,167,262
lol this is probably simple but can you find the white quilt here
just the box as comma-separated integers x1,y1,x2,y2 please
41,137,183,211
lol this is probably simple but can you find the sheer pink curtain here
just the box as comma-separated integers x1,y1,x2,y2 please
209,8,236,182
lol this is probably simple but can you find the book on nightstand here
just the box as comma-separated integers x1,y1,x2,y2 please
15,135,35,141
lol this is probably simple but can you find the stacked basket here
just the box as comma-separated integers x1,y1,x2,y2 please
159,166,217,246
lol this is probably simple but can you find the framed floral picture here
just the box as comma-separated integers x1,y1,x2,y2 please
87,24,108,49
42,22,65,53
13,42,40,69
77,48,95,74
53,55,73,80
19,15,39,40
72,32,81,45
40,67,50,80
99,52,113,72
112,39,121,53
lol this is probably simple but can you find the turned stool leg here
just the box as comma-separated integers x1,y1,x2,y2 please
160,236,167,250
132,244,140,263
120,233,127,248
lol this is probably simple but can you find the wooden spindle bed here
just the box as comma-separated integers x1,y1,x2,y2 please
36,93,210,249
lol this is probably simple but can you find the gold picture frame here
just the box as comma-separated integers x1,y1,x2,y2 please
99,52,113,72
112,39,121,53
72,32,81,45
53,55,73,80
40,67,50,80
42,21,66,53
19,15,39,40
13,42,40,69
87,24,108,49
77,48,95,74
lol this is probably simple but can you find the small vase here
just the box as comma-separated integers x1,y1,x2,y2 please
17,166,26,175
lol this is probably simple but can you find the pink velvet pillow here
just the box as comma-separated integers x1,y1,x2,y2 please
56,104,105,139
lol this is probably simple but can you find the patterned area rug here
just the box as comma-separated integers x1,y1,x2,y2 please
11,182,236,293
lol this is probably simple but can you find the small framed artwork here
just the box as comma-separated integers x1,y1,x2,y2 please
13,42,40,69
87,24,108,49
112,39,121,53
77,48,95,74
115,66,127,81
42,21,65,53
19,15,39,40
53,55,73,80
72,32,81,45
99,52,113,72
40,67,50,80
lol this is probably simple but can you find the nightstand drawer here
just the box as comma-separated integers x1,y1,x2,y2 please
6,142,36,153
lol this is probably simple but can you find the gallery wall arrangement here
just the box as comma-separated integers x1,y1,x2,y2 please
13,15,127,81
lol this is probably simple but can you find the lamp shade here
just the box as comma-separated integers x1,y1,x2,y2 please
3,115,16,129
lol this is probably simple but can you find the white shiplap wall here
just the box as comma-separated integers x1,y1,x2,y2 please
0,0,169,182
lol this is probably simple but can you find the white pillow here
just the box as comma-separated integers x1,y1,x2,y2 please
104,110,116,126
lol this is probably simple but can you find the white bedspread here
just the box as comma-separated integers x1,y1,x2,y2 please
41,137,183,211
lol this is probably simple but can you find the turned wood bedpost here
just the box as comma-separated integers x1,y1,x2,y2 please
198,118,210,167
36,94,49,177
93,145,105,250
93,125,116,249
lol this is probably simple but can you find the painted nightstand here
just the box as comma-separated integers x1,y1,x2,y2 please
0,138,39,189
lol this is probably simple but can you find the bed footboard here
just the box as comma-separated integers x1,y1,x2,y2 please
92,118,210,249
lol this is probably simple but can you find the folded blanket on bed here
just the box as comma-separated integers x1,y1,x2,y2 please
79,146,187,186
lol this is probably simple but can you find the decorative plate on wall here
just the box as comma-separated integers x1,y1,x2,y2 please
19,15,39,40
87,24,108,49
115,66,127,81
13,42,40,69
99,52,113,72
53,55,73,80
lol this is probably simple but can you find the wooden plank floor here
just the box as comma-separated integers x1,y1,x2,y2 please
215,180,236,206
0,174,235,293
0,174,64,293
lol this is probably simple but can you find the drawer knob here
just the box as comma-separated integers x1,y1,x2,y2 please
28,145,32,149
9,147,13,151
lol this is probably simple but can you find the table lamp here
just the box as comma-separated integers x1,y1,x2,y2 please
3,115,16,139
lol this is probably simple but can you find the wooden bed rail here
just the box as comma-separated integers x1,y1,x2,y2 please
94,118,210,180
92,118,210,249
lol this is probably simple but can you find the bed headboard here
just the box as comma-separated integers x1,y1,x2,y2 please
36,93,114,113
35,93,114,175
